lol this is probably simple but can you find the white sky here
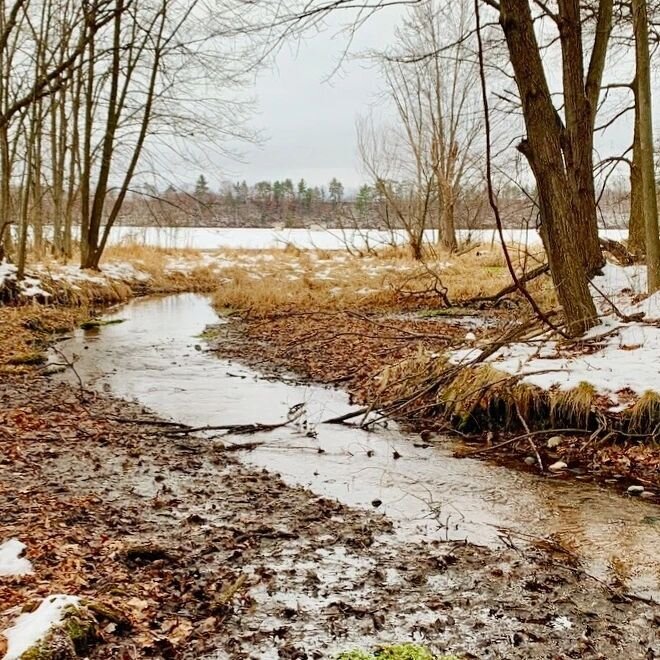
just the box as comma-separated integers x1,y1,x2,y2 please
214,8,404,191
161,4,652,194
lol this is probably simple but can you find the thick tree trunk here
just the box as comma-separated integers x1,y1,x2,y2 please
628,92,645,256
499,0,598,335
632,0,660,292
438,200,457,252
437,182,457,252
557,0,605,275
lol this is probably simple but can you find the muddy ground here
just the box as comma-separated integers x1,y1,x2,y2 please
209,311,660,492
1,372,659,659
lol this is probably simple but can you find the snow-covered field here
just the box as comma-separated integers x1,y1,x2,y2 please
103,226,630,251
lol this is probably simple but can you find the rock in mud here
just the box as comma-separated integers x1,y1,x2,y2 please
627,485,645,495
546,436,562,449
549,461,568,472
523,456,536,466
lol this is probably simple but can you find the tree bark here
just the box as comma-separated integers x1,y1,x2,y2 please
557,0,607,275
499,0,598,335
632,0,660,292
628,81,645,256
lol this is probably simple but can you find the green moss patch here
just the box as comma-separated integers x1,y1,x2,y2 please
337,644,459,660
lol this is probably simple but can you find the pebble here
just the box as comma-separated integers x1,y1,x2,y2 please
627,485,645,495
371,499,383,508
546,436,562,449
549,461,568,472
640,491,656,500
524,456,536,466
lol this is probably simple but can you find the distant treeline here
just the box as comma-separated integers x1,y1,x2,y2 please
116,176,632,231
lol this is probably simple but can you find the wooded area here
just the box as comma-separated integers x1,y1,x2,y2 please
1,0,660,658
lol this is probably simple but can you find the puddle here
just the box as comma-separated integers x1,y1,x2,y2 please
53,293,660,599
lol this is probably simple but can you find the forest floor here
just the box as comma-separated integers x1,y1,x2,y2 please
1,372,659,659
2,243,660,657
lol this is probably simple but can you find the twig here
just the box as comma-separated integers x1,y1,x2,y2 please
165,404,306,437
49,345,88,401
463,428,591,457
323,407,369,425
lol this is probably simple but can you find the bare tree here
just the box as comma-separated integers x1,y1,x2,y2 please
477,0,616,334
632,0,660,291
387,0,481,252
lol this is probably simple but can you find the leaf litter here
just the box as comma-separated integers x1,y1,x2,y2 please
1,372,658,658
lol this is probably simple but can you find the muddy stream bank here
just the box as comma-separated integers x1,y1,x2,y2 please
53,293,660,603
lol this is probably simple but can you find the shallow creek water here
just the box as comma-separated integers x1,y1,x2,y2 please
54,293,660,599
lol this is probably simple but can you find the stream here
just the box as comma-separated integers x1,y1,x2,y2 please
53,293,660,600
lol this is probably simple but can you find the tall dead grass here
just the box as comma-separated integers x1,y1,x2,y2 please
211,244,555,316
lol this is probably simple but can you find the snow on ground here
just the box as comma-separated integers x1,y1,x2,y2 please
1,595,79,660
451,264,660,406
103,225,630,251
0,539,33,577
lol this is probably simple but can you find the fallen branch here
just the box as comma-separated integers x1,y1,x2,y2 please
322,407,369,425
165,403,306,437
464,263,550,305
599,237,636,266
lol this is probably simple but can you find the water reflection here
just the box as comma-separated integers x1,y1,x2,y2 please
54,293,660,599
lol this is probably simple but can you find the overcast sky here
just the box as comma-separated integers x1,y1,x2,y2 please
217,8,404,191
164,4,650,194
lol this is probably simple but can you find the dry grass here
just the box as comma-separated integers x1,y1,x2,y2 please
211,244,555,316
6,244,221,307
0,305,88,372
366,350,659,436
627,391,660,434
550,382,597,428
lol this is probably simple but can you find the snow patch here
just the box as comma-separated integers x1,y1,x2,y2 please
0,261,17,286
2,595,80,660
0,539,33,577
449,264,660,406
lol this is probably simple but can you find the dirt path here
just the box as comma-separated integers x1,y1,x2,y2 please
1,373,658,659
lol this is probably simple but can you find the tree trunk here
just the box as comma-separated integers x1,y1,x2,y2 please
628,85,645,256
438,197,457,252
557,0,605,275
632,0,660,292
499,0,598,335
0,125,12,258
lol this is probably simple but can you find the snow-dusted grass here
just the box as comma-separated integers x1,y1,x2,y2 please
0,540,32,577
1,595,79,660
450,263,660,411
1,247,220,305
211,244,552,315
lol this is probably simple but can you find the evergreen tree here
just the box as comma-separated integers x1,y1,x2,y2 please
328,178,344,204
195,174,209,195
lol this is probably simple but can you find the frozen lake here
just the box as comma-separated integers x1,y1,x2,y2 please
105,226,630,251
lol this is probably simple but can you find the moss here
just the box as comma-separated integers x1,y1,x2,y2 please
337,644,460,660
19,606,96,660
8,350,46,365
